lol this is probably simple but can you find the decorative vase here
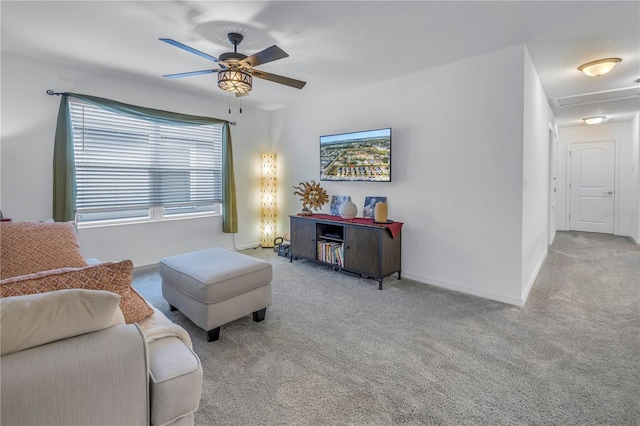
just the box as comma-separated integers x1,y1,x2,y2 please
374,202,388,222
339,200,357,219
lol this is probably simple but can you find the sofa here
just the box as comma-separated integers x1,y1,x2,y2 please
0,221,203,426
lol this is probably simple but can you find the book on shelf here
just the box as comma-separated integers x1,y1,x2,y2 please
333,243,343,267
316,241,343,267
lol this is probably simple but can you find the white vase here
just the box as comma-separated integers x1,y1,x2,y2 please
339,200,357,219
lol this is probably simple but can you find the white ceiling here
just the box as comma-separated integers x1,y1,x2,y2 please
2,1,639,127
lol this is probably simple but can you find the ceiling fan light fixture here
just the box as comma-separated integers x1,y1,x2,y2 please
583,116,606,125
218,70,252,94
578,58,621,77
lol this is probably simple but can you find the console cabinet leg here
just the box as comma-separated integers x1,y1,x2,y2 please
207,327,220,342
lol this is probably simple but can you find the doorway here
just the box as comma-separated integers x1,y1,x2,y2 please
569,141,616,233
548,126,557,243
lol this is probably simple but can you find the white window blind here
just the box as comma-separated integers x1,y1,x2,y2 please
69,101,223,223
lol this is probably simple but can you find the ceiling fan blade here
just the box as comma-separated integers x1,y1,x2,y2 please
159,38,220,63
251,69,306,89
240,45,289,67
162,69,217,79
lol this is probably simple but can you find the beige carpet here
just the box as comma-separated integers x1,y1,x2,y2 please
134,231,639,425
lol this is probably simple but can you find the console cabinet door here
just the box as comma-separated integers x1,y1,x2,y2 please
344,226,379,276
290,217,316,260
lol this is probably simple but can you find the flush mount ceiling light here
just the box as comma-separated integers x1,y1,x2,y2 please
583,116,606,125
578,58,622,76
217,69,252,94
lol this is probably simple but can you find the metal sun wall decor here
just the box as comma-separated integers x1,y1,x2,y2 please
292,181,328,215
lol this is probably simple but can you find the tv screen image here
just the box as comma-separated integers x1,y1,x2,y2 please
320,128,391,182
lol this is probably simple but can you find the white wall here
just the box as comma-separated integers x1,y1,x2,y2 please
557,119,638,237
271,44,531,305
521,47,554,299
2,44,558,304
1,52,270,265
631,113,640,243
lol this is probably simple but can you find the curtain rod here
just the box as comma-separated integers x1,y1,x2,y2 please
46,90,237,125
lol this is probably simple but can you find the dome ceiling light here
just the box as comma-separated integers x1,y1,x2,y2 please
583,116,606,125
578,58,622,77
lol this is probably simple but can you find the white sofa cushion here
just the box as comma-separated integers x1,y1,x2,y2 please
0,289,124,356
1,323,149,426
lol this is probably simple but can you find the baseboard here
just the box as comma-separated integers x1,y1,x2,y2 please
521,248,548,306
401,272,525,307
402,249,548,307
235,242,262,251
132,243,263,272
630,235,640,245
133,263,158,274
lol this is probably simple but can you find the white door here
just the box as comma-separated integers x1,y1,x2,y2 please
569,141,615,233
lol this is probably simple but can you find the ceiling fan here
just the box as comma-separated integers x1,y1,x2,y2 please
159,33,306,96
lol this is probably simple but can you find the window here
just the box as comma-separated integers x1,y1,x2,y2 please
69,101,223,225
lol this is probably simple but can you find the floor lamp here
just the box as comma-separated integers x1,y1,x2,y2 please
260,153,277,248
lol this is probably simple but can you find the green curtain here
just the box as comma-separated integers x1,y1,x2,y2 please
222,123,238,233
52,92,238,232
52,95,76,222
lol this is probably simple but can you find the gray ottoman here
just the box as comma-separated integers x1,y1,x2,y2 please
159,248,272,342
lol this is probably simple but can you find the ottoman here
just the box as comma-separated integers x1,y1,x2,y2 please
159,248,272,342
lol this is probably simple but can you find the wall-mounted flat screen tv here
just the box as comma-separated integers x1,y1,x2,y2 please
320,128,391,182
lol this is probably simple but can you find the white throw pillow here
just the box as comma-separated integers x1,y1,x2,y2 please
1,289,125,356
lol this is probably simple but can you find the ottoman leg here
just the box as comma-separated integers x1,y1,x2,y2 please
169,304,177,311
252,308,267,322
207,327,220,342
